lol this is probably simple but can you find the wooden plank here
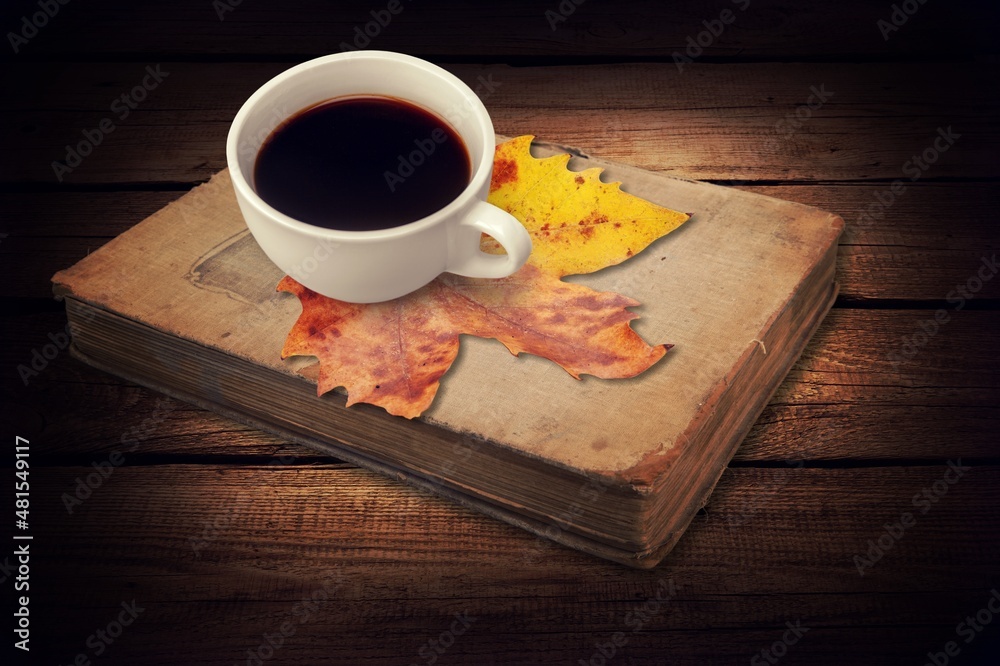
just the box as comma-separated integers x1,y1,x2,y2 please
4,310,998,462
2,62,997,184
749,183,1000,303
745,403,1000,462
4,182,998,301
0,191,180,237
8,0,997,59
22,463,1000,664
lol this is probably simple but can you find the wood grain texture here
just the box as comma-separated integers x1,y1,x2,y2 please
7,0,997,59
4,310,997,462
4,1,999,659
3,62,997,184
22,463,1000,665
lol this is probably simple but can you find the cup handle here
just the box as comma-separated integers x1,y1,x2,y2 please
446,200,532,279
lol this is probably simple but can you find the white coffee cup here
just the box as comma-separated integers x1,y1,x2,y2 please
227,51,532,303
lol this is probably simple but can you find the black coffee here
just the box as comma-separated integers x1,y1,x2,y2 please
253,96,471,231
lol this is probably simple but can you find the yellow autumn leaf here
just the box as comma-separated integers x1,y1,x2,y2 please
485,135,690,277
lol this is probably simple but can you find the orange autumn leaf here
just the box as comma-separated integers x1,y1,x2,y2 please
279,135,690,418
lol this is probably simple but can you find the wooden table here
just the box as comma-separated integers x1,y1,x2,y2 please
3,1,998,663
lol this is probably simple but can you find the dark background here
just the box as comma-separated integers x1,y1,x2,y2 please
2,0,999,664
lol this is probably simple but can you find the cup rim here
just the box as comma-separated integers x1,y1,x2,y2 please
226,51,495,241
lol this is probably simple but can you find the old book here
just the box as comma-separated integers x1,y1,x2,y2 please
52,140,843,568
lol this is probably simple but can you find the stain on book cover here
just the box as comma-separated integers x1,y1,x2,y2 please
186,229,282,305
